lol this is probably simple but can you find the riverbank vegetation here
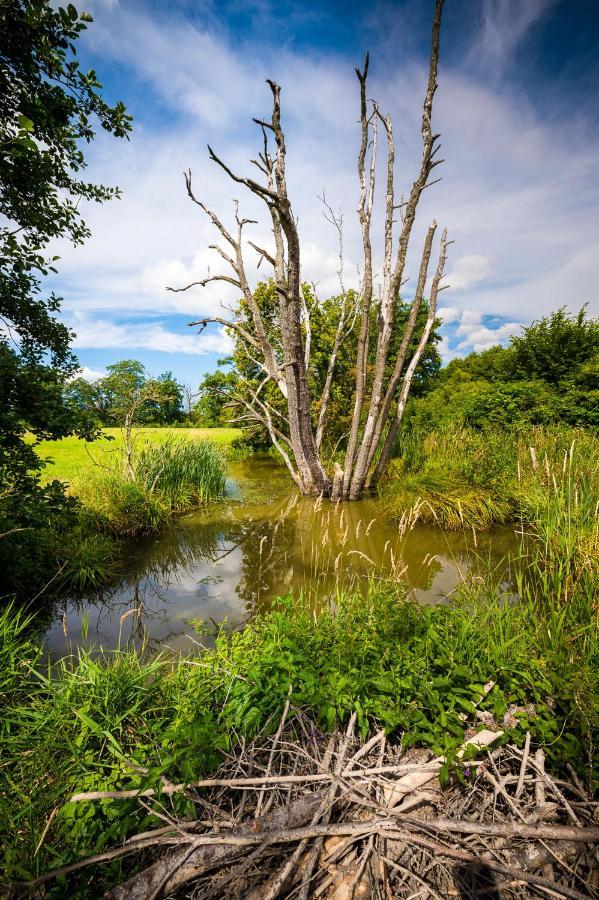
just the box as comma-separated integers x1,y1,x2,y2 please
379,306,598,528
1,434,228,600
1,431,597,891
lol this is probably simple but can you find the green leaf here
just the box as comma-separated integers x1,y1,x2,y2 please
17,114,34,132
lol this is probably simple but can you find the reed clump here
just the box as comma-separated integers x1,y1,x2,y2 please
379,423,598,532
135,437,226,509
75,438,226,539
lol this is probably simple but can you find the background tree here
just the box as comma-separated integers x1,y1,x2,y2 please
172,0,447,497
506,306,598,385
193,369,236,427
98,361,179,478
0,0,130,592
211,283,442,451
405,306,599,432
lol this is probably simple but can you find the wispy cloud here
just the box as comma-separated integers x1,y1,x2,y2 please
477,0,557,64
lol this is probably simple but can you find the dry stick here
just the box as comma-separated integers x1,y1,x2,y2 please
348,832,375,900
194,840,271,900
87,808,596,900
297,735,339,900
69,763,454,803
262,714,357,900
124,817,599,848
531,753,582,827
104,791,330,900
255,685,292,819
392,830,592,900
482,763,584,892
515,731,531,800
147,841,199,900
301,723,364,898
381,854,445,900
536,747,548,810
140,820,598,900
34,806,58,857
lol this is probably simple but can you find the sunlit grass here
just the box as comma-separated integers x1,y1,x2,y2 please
32,427,240,485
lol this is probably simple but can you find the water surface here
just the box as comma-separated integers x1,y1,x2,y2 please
45,457,518,656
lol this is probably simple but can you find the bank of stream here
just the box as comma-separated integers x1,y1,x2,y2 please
44,456,519,657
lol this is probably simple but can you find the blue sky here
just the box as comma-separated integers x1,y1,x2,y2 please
50,0,599,387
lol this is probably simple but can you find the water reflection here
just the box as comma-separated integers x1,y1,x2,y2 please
44,457,518,657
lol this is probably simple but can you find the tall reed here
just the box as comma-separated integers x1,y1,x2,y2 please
135,438,226,509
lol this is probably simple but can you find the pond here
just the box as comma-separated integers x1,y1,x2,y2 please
44,457,519,657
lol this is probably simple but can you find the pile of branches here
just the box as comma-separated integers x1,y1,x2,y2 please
26,709,599,899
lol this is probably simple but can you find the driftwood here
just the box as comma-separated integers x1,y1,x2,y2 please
21,711,599,899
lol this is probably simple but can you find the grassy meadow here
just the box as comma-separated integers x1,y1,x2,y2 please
33,427,240,485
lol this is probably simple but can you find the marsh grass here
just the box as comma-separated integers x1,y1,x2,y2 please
135,438,226,509
72,439,226,542
380,423,598,532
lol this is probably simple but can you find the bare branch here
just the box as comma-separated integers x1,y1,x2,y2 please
166,274,241,294
248,241,276,269
372,227,449,484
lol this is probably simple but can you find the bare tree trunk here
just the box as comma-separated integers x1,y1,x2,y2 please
174,0,447,500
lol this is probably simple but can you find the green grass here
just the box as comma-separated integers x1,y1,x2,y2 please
33,427,239,485
380,423,598,530
1,563,597,890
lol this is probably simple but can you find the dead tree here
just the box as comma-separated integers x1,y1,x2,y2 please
170,0,449,499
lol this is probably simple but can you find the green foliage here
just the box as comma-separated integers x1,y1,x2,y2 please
380,425,516,528
135,439,226,509
0,603,41,709
407,307,599,433
507,306,599,385
0,474,81,600
0,0,130,599
53,525,117,592
193,368,236,426
0,0,131,370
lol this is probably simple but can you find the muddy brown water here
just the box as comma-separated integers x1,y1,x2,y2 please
44,457,519,657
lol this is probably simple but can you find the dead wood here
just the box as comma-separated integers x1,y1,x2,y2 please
22,713,599,900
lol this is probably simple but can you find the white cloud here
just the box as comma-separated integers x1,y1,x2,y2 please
75,366,107,382
70,314,233,356
453,309,520,354
445,255,492,292
437,306,461,325
45,0,598,366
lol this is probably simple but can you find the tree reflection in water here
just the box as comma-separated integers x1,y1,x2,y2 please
43,458,518,657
